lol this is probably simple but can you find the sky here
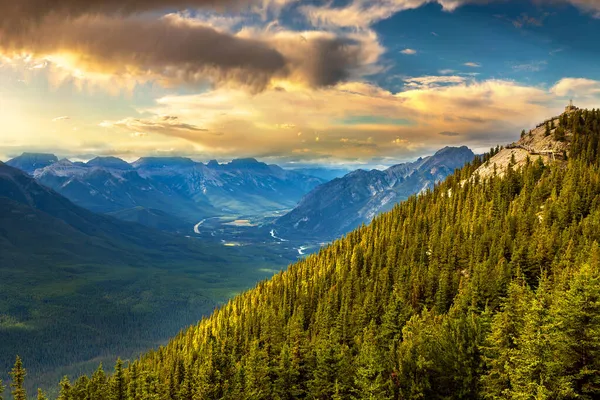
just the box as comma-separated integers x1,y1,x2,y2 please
1,0,600,168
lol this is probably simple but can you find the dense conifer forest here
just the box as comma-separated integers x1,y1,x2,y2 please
4,108,600,399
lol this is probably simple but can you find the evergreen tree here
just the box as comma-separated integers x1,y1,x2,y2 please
274,344,301,400
245,340,272,400
555,126,566,141
111,359,126,400
36,389,48,400
554,263,600,398
89,363,108,400
9,356,26,400
58,376,72,400
508,277,569,398
128,362,141,400
481,278,531,397
354,322,390,400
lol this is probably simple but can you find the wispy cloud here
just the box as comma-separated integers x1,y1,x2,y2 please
464,62,481,68
100,115,209,141
511,60,548,72
52,116,70,122
404,75,466,89
400,48,417,55
439,131,460,136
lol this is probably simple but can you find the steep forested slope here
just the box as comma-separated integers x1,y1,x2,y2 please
8,108,600,399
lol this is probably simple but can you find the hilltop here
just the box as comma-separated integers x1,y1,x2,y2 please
475,110,572,178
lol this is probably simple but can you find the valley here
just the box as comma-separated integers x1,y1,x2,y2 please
0,145,471,392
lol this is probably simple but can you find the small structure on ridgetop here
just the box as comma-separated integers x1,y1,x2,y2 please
565,99,578,113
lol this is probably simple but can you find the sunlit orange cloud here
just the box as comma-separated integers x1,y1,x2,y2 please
92,77,579,162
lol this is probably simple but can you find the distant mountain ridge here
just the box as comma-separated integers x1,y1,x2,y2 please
5,154,326,231
274,146,475,239
6,152,58,174
0,161,210,262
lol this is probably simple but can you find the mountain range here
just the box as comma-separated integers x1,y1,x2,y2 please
6,155,326,232
274,146,475,239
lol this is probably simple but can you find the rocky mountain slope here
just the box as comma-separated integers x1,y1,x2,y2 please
6,153,58,174
475,114,570,179
274,146,475,239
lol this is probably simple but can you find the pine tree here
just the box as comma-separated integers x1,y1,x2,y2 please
36,389,48,400
481,279,532,398
127,362,141,400
0,378,4,400
508,276,569,398
554,263,600,399
245,340,272,400
555,126,566,141
274,344,301,400
58,376,72,400
309,339,340,399
354,321,390,400
9,356,26,400
112,359,126,400
89,363,108,400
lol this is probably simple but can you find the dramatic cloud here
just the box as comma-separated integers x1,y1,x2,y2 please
91,76,569,162
0,9,377,92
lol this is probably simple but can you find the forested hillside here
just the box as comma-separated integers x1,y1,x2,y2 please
0,163,296,392
6,108,600,399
